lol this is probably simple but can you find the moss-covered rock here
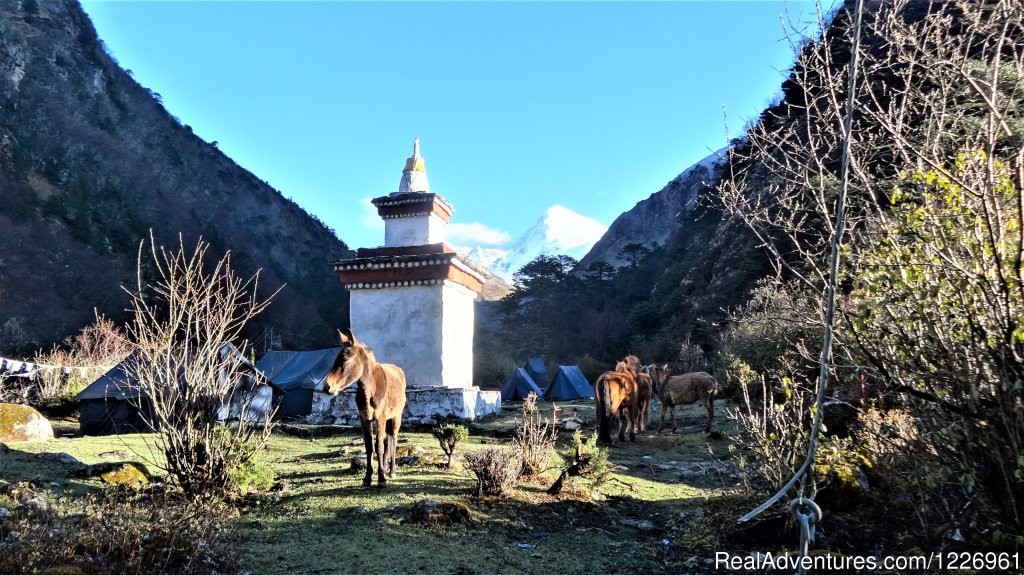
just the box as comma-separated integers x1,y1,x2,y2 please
0,403,54,442
99,463,149,487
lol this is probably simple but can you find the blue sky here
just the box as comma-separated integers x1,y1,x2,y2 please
80,1,826,251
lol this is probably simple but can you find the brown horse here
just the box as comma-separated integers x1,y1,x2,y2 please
594,362,639,445
649,365,718,433
324,328,407,487
622,355,653,432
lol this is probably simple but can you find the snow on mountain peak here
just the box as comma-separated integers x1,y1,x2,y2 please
456,205,608,280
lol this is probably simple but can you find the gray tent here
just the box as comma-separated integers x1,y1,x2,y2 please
74,353,155,436
75,344,278,435
543,365,594,400
255,347,340,420
524,357,547,383
501,368,543,401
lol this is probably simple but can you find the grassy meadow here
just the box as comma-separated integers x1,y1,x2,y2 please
1,400,743,574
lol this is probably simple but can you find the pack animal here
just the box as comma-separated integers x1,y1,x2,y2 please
593,361,639,445
649,365,718,433
324,328,407,487
622,355,653,432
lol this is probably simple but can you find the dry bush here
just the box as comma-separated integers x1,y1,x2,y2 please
32,313,132,406
463,448,520,497
728,374,811,492
0,483,239,574
675,333,705,374
125,233,277,499
512,392,557,478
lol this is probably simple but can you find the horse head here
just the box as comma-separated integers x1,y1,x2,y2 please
650,364,669,394
324,328,375,395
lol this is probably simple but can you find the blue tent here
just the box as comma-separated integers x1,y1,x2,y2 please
255,347,340,419
501,368,543,401
524,357,547,383
543,365,594,400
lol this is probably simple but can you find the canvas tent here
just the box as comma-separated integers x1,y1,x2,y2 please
254,347,340,420
543,365,594,400
75,344,279,435
216,343,279,422
501,368,544,401
524,357,547,383
75,353,155,436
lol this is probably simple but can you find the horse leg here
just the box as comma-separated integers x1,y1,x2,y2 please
375,416,388,487
390,417,401,478
360,417,374,487
658,402,666,434
670,405,678,433
628,405,637,442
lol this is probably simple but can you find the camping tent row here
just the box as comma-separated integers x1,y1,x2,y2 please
500,364,593,401
75,346,340,436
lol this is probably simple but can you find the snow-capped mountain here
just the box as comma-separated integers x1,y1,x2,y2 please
458,206,607,281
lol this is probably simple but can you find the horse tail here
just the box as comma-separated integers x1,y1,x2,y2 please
601,375,612,419
594,373,612,444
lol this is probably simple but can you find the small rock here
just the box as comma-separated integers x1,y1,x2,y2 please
396,455,420,466
618,518,657,532
99,463,149,487
35,452,81,466
563,420,581,431
24,495,49,513
0,507,10,518
48,481,60,488
517,543,535,549
98,449,133,461
409,499,472,525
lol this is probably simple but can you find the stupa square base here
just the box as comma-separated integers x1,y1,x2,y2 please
308,386,501,425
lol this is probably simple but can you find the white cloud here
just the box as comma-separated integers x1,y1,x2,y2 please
360,197,384,231
446,222,512,245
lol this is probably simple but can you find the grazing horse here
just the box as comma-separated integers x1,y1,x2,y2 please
622,355,653,432
649,365,718,433
324,328,407,487
594,362,639,445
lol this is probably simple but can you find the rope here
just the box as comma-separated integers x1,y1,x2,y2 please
737,0,866,547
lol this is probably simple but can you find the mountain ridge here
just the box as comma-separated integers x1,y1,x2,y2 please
0,0,353,353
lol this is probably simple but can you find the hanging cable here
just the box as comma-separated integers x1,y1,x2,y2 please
737,0,866,568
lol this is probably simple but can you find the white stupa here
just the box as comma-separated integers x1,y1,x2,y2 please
314,139,501,424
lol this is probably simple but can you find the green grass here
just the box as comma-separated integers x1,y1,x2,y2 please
1,401,740,574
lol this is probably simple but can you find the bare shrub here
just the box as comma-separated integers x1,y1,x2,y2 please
432,423,469,469
463,448,520,497
512,392,557,478
727,375,811,491
124,233,276,499
675,333,705,373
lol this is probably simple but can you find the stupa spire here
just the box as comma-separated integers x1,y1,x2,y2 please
398,137,430,193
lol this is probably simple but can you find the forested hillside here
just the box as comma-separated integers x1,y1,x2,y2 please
0,0,353,354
